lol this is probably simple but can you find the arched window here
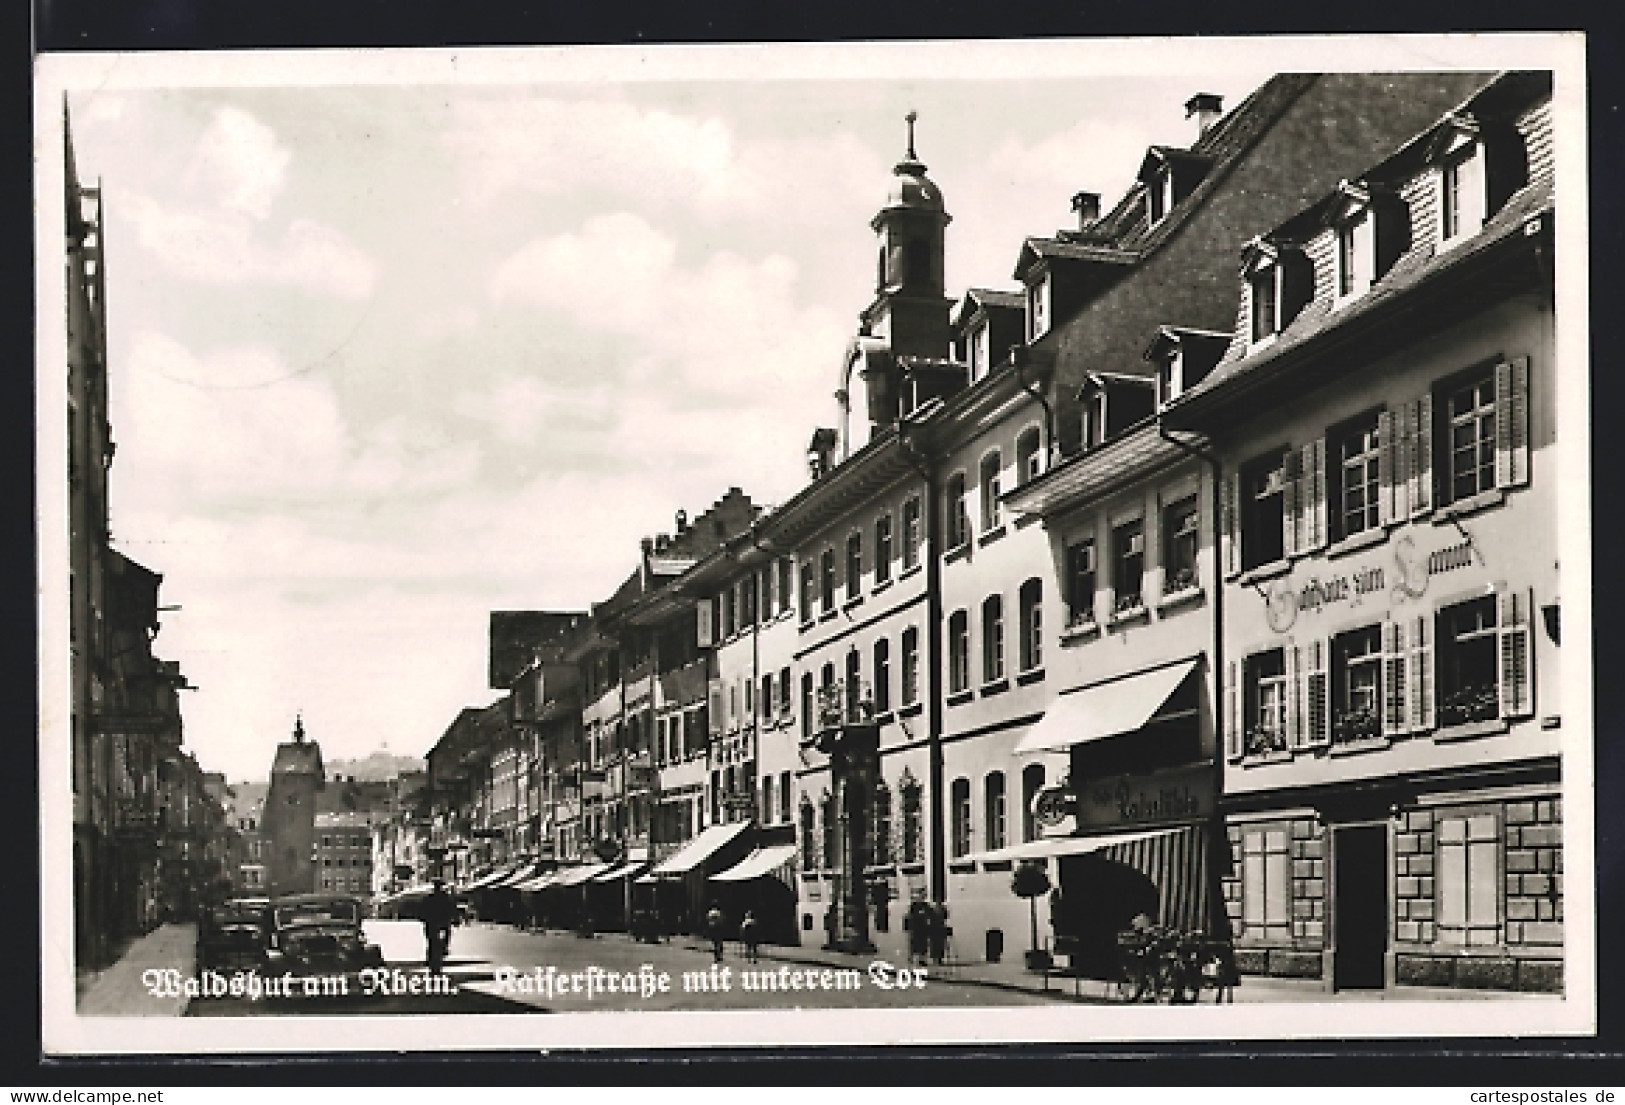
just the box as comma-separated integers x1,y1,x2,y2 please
846,532,863,601
1017,427,1043,485
951,778,973,858
820,792,839,871
945,473,969,548
899,769,922,864
1019,578,1043,672
845,648,862,717
820,548,836,613
873,637,891,715
979,451,1003,532
1021,763,1046,842
948,610,970,693
984,772,1007,851
872,779,893,866
982,595,1005,684
901,627,920,706
800,672,814,741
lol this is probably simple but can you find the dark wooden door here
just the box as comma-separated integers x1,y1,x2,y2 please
1333,825,1388,989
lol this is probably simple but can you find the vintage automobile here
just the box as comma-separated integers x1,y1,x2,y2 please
197,896,270,972
262,893,385,978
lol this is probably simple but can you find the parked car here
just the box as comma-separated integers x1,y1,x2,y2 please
262,894,384,978
197,896,270,972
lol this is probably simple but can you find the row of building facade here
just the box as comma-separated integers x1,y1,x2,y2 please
416,70,1563,992
65,108,235,971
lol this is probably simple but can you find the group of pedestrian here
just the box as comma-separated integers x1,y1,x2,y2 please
704,902,760,963
904,899,951,966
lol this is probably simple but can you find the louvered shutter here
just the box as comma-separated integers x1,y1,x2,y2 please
1282,449,1304,558
1409,613,1434,732
1305,638,1330,747
1410,394,1434,517
1393,403,1412,520
696,598,714,648
1226,659,1241,761
1377,408,1397,526
1494,357,1531,490
1382,619,1408,738
1302,438,1327,551
1285,641,1304,750
1222,473,1241,579
1498,585,1534,719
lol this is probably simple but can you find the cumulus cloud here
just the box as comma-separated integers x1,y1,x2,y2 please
120,106,377,300
442,96,884,225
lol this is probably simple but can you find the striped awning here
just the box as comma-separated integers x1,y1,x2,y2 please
1100,822,1223,935
463,864,516,891
552,863,610,888
592,861,648,883
515,871,559,893
964,826,1179,866
710,844,799,883
493,862,543,888
651,821,751,876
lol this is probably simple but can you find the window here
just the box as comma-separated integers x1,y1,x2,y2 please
1440,145,1485,244
846,532,863,601
800,673,814,740
761,774,775,825
1332,415,1381,540
1065,537,1096,627
1336,211,1374,298
1112,518,1145,614
979,451,1002,532
875,514,893,584
321,835,331,848
1241,828,1291,940
799,798,817,868
1017,427,1043,485
902,497,922,570
845,649,862,716
948,611,970,694
1028,270,1052,339
743,678,753,719
873,638,891,714
969,324,991,381
982,595,1005,684
778,559,793,614
1438,813,1500,946
951,778,972,858
1437,596,1499,727
1018,578,1043,672
984,772,1007,852
722,587,735,638
820,548,836,614
799,561,814,623
779,771,791,824
1250,266,1278,342
1244,649,1288,756
1241,450,1287,571
946,473,969,549
760,674,772,720
1021,764,1045,843
820,793,838,870
779,666,791,715
901,628,920,706
1081,390,1107,450
1162,495,1199,595
1148,169,1173,224
900,778,922,864
1331,626,1383,744
1445,371,1496,503
872,781,893,865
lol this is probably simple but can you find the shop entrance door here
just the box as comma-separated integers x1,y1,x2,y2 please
1333,825,1388,990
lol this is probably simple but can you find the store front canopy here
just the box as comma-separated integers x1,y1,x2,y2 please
463,865,516,891
552,863,610,888
964,826,1181,866
1013,659,1199,755
494,862,543,888
592,860,648,883
515,871,559,893
651,821,752,876
709,843,799,883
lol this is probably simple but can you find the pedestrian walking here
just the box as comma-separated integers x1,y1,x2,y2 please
905,899,931,966
705,901,726,963
927,901,950,966
739,910,760,963
419,879,457,974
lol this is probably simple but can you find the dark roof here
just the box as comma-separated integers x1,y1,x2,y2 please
271,740,324,778
1171,176,1552,417
965,287,1023,310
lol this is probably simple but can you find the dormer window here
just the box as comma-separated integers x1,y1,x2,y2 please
1148,169,1173,225
1242,236,1313,344
1081,389,1107,450
1250,265,1278,343
969,323,991,381
1028,270,1052,340
1336,210,1373,299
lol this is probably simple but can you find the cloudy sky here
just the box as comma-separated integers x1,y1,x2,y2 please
49,44,1362,782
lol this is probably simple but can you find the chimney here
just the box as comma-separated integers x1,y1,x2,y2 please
1185,93,1223,137
674,509,688,535
640,536,654,559
1071,190,1101,229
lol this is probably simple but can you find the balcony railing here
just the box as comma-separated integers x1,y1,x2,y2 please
814,680,875,734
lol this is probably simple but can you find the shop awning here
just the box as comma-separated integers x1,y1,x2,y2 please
709,843,799,883
463,864,516,891
552,863,610,888
515,871,559,892
651,821,752,876
963,826,1182,866
1013,658,1199,755
493,862,543,888
592,861,648,884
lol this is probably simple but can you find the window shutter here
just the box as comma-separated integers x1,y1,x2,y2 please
1382,619,1408,738
696,600,714,648
1498,585,1534,719
1306,638,1330,746
1225,659,1241,761
1409,613,1434,732
1286,641,1303,750
1282,449,1304,558
1377,408,1397,526
1410,394,1434,518
1302,439,1327,551
1494,356,1531,489
1393,403,1412,520
1222,473,1241,579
